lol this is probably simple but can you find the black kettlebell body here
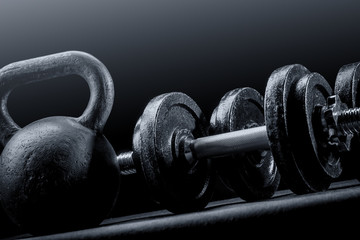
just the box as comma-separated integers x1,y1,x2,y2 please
0,117,119,233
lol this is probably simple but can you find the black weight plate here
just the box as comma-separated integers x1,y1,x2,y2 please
335,62,360,180
210,87,280,201
265,64,332,194
132,92,216,213
288,73,341,187
335,62,360,108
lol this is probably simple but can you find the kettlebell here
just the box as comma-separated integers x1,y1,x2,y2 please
0,51,121,234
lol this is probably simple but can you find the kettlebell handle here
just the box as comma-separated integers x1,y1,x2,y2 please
0,51,114,145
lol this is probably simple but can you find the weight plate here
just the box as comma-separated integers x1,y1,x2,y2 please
132,92,216,213
335,62,360,180
289,73,342,185
210,87,280,201
265,64,333,194
335,62,360,108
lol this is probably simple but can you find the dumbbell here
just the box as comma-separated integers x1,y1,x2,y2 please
119,63,360,205
116,87,281,213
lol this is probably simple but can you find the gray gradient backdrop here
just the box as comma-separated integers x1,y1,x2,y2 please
1,0,360,152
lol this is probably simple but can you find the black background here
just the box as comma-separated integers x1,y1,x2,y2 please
1,0,360,226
